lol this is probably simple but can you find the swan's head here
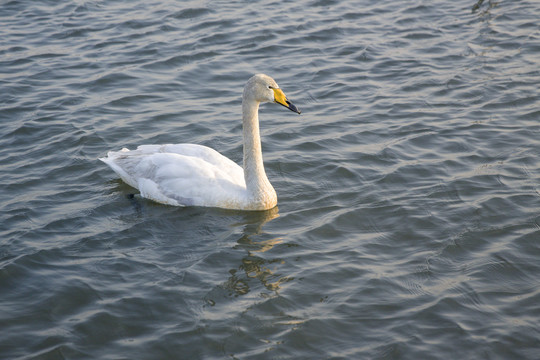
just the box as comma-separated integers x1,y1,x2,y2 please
244,74,301,114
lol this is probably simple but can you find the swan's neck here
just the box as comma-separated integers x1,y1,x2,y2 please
242,99,277,208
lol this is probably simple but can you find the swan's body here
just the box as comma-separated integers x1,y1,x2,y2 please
100,74,300,210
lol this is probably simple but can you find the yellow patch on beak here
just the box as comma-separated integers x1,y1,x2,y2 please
272,87,301,114
272,88,288,106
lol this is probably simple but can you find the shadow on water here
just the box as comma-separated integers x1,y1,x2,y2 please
114,191,290,298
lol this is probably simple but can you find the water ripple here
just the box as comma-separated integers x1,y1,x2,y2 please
2,0,540,358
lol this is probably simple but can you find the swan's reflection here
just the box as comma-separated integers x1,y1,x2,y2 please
472,0,495,13
219,206,293,297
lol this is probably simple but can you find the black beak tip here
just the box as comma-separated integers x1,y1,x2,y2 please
287,101,301,114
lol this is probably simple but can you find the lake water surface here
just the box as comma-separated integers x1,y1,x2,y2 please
1,0,540,358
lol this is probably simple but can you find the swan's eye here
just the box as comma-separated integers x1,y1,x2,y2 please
268,86,274,89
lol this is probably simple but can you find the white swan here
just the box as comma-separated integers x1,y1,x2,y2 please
100,74,301,210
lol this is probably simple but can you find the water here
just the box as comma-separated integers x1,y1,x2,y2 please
1,0,540,358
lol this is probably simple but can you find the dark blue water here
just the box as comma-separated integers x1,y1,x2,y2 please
1,0,540,358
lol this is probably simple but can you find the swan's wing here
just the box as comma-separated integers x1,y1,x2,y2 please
100,145,247,207
122,144,245,183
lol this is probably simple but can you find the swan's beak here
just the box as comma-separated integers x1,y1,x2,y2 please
273,88,301,114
